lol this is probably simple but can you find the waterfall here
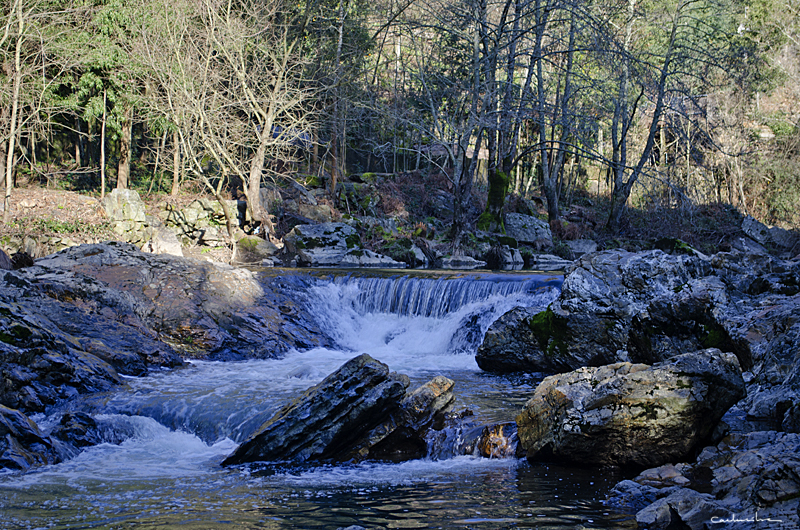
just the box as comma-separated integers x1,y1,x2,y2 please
327,273,561,318
303,272,561,359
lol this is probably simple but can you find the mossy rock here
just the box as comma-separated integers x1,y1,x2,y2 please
477,211,504,232
497,236,518,248
654,238,698,256
345,233,361,249
527,307,569,358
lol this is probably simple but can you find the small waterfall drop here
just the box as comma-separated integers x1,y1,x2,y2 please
303,272,560,367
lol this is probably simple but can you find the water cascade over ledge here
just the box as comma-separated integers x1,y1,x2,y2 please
0,269,632,529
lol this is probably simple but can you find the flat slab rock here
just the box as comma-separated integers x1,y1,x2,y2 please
223,354,454,465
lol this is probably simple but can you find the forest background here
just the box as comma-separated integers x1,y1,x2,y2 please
0,0,798,257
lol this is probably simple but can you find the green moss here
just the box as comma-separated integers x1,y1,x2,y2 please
237,237,260,251
303,174,322,187
345,233,361,249
487,171,509,208
296,237,324,250
527,307,569,358
497,236,518,248
655,237,697,255
0,324,32,344
700,324,727,349
477,170,510,233
477,211,495,231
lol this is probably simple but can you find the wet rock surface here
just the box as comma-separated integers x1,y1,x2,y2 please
0,404,65,470
607,431,800,529
516,349,746,468
0,242,334,470
223,354,455,465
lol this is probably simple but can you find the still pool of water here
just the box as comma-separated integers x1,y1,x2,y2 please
0,271,636,529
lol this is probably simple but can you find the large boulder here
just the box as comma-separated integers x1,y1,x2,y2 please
0,243,328,378
0,302,126,412
284,222,404,268
515,349,746,468
481,249,800,431
232,234,279,264
503,213,553,248
478,250,712,373
608,431,800,529
477,307,577,373
742,215,800,256
223,354,454,465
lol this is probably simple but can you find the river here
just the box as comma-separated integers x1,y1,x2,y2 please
0,270,634,529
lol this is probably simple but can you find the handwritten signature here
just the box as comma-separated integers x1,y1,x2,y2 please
710,511,785,524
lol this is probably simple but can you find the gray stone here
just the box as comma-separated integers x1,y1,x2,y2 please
503,213,553,248
742,215,800,254
635,488,732,530
142,225,183,257
477,307,574,373
0,248,12,270
477,250,713,373
410,244,430,267
233,235,279,264
284,222,359,267
442,255,487,270
730,235,769,256
564,239,597,258
102,188,147,224
222,357,455,466
516,349,746,468
339,249,406,269
485,245,524,269
618,431,800,529
527,253,572,271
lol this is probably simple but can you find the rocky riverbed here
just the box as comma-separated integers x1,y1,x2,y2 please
478,247,800,528
1,241,799,529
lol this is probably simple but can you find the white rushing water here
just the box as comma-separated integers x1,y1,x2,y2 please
0,271,629,529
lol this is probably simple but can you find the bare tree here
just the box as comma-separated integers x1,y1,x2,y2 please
137,0,313,240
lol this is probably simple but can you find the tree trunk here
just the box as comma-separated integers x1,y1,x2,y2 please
117,104,132,189
100,89,107,199
246,132,275,237
171,130,181,196
3,0,23,223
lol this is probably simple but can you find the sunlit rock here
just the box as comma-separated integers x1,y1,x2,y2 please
503,213,553,249
285,222,403,268
516,349,746,468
